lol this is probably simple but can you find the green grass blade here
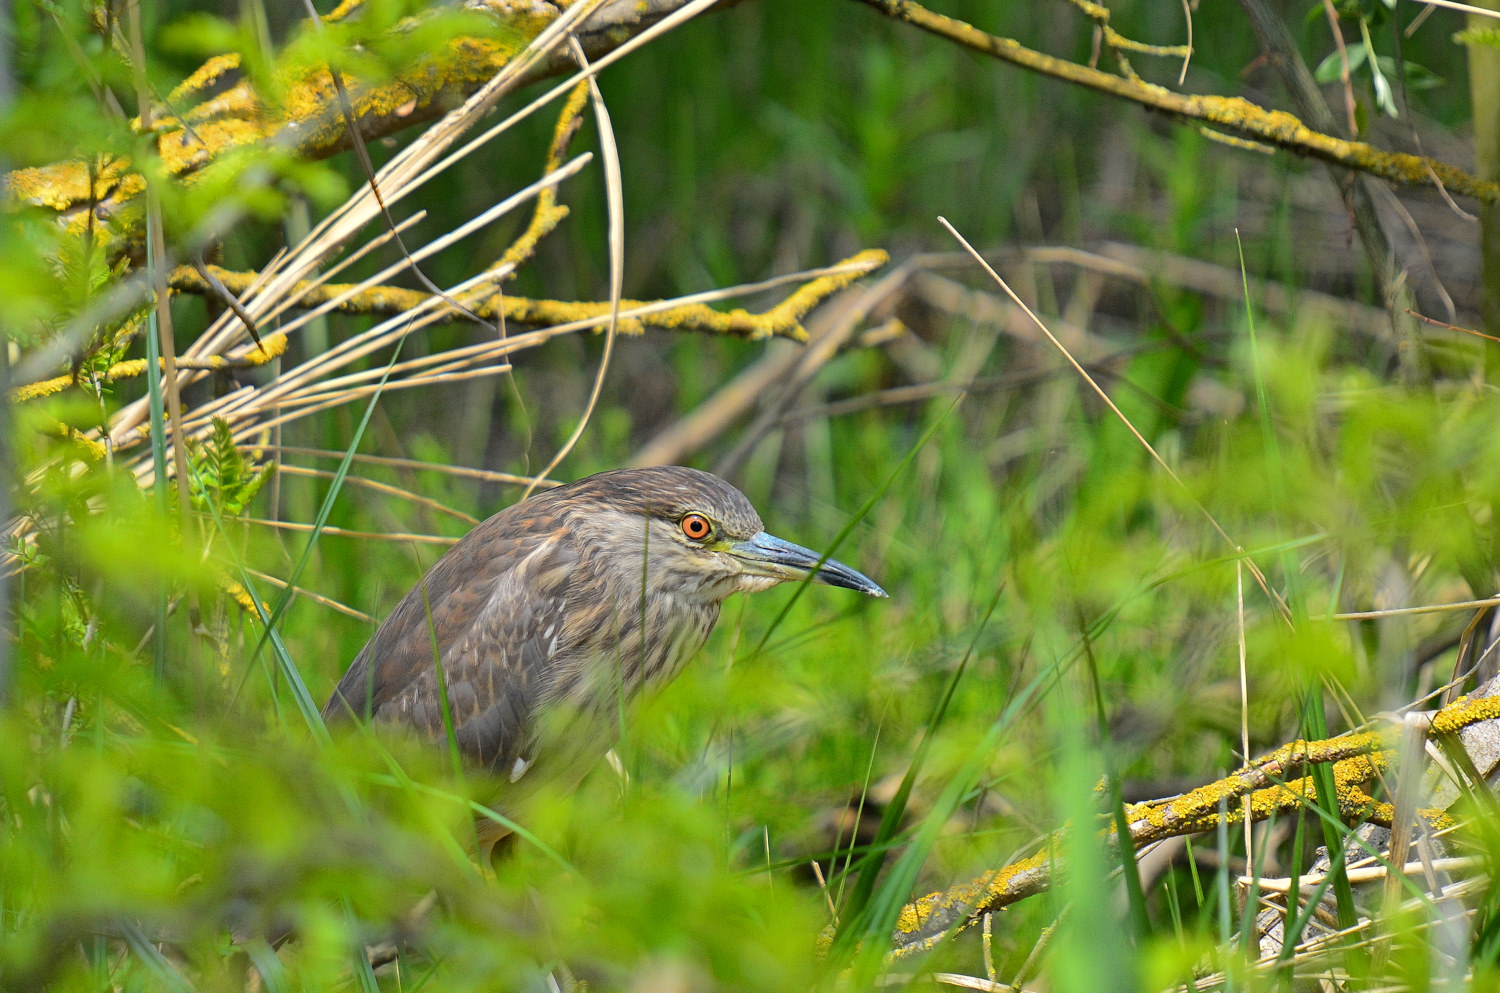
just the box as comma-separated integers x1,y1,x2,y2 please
1081,626,1150,942
242,939,290,993
1051,723,1137,993
750,395,962,659
1301,694,1359,937
143,254,170,683
841,645,1066,965
120,921,196,993
836,580,1004,945
242,340,405,674
202,493,330,745
1276,790,1310,970
344,898,380,993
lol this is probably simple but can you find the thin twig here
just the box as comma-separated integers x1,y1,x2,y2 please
241,518,457,545
266,446,555,490
242,566,374,623
275,464,478,525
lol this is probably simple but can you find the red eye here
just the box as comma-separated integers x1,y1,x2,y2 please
681,513,712,540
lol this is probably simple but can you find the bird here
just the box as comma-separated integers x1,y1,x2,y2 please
323,465,886,853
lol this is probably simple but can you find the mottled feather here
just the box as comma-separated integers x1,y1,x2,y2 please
323,466,880,834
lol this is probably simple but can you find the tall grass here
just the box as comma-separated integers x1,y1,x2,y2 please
3,0,1496,991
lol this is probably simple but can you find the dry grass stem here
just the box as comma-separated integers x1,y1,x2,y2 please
274,465,478,525
242,518,457,546
241,566,375,624
266,447,557,490
1243,856,1482,894
524,36,626,497
938,216,1291,624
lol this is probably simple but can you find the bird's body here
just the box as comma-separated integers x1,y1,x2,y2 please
324,467,883,841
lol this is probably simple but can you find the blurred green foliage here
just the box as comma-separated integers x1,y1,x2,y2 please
2,0,1496,990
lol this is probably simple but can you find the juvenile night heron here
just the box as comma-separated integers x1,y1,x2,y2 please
323,466,885,849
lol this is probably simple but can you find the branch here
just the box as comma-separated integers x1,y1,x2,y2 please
4,1,709,246
851,0,1500,204
165,250,890,343
14,334,289,403
885,693,1500,958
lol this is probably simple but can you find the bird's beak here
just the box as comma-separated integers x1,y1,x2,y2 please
728,531,888,597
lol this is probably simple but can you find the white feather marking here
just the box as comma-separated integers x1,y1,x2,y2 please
510,756,533,783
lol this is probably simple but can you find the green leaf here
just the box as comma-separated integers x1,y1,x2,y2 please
186,417,275,517
1456,26,1500,49
1314,44,1367,85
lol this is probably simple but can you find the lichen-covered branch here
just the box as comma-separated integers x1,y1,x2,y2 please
14,334,288,403
166,249,890,343
4,1,705,246
1061,0,1192,83
495,79,591,277
852,0,1500,204
886,694,1500,958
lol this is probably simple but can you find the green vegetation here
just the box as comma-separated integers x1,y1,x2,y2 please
3,0,1499,990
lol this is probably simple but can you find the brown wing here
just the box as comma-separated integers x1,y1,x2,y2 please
322,503,582,774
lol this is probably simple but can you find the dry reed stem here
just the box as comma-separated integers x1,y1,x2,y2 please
241,518,457,546
265,447,556,490
524,35,627,498
171,252,884,341
274,465,478,525
240,566,374,623
104,2,612,446
1243,856,1482,894
114,251,882,482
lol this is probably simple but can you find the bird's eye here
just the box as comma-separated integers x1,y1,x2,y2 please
680,513,713,541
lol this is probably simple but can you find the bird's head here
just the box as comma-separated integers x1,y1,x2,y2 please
549,466,887,603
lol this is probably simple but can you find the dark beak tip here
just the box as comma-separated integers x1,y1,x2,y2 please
739,531,888,600
819,570,888,599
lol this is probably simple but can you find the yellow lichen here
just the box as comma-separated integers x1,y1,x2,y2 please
895,849,1051,937
69,430,107,462
168,53,244,104
860,0,1500,203
221,578,267,615
239,332,289,365
496,80,589,275
157,120,272,176
325,0,365,21
13,375,71,403
14,331,288,404
887,694,1500,958
6,162,93,210
171,251,888,341
1431,694,1500,736
184,83,263,125
38,423,109,462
